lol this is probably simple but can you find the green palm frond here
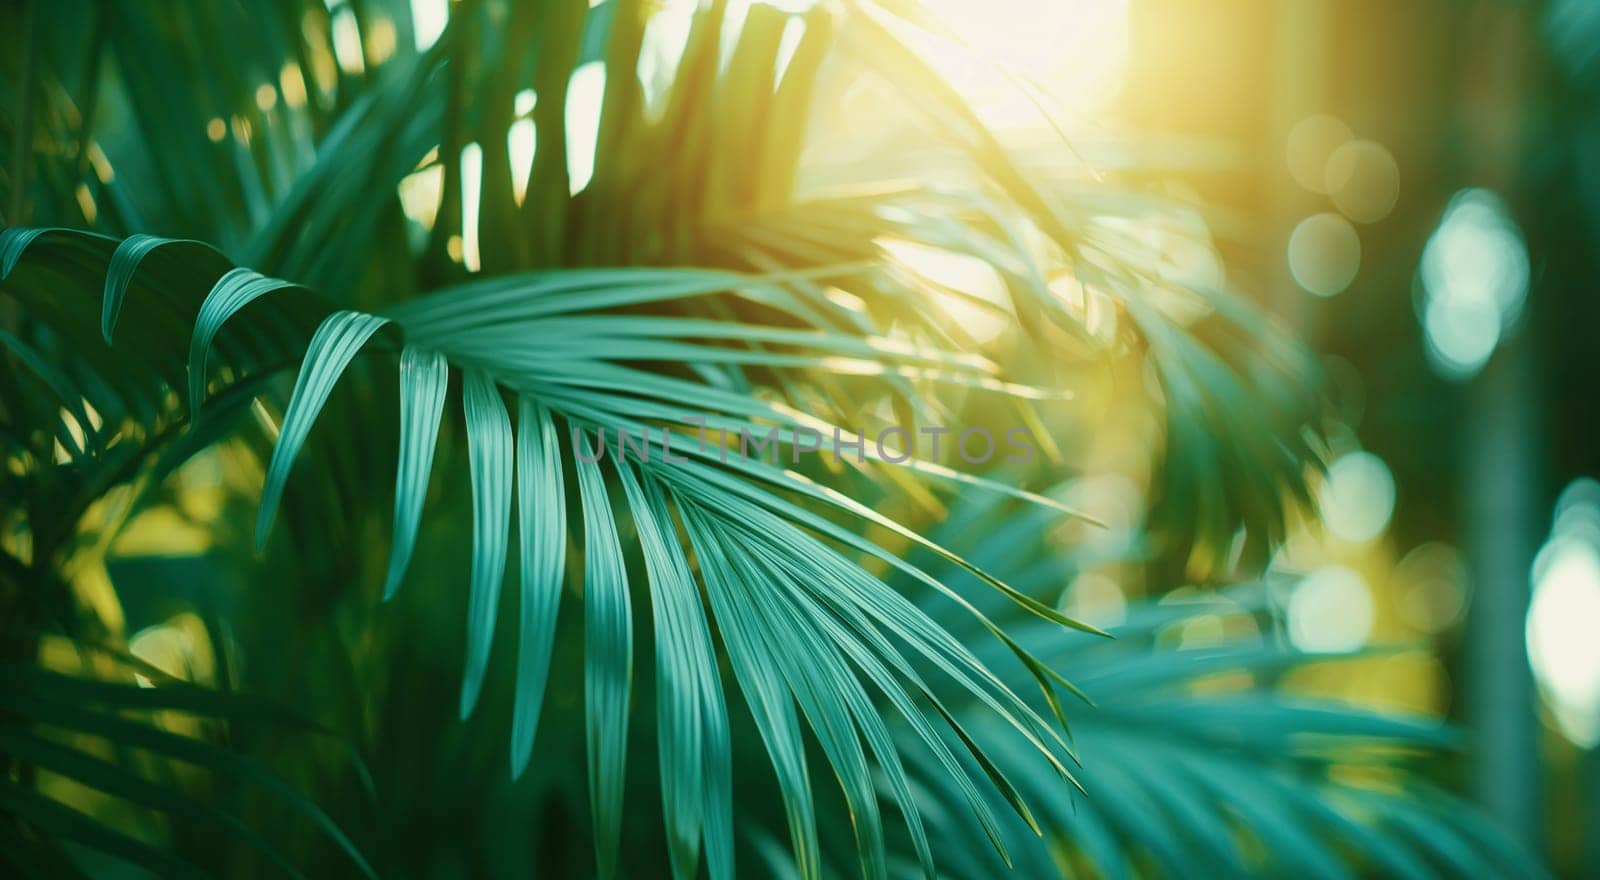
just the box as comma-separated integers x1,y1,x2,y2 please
2,1,1356,877
0,227,321,580
843,494,1547,880
913,603,1539,880
0,661,373,879
9,1,1325,568
1,226,1095,878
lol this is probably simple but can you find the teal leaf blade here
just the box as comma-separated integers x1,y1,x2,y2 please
383,345,451,601
616,463,718,880
509,395,567,777
0,226,61,278
255,310,390,549
189,267,300,421
681,501,822,880
102,233,213,343
573,428,633,880
459,369,514,719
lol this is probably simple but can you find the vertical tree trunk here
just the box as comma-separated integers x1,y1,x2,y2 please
1462,335,1545,847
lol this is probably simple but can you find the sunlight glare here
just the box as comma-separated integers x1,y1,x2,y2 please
509,89,537,205
460,142,483,272
638,3,695,116
365,17,398,65
410,0,448,51
879,239,1011,345
566,62,607,195
1528,537,1600,747
775,14,806,84
130,612,215,685
1528,479,1600,747
398,163,443,233
331,6,366,75
279,63,309,109
919,0,1130,124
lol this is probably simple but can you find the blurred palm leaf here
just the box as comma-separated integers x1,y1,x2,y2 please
846,4,1324,573
0,660,373,878
838,492,1547,880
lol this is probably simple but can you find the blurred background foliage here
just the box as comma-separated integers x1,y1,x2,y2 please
0,0,1594,877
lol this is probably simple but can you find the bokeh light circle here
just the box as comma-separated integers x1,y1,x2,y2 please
1528,478,1600,747
1423,296,1501,379
1393,542,1469,634
1318,450,1397,544
1326,139,1400,223
1527,537,1600,747
1288,213,1362,297
1417,189,1528,381
1288,565,1375,653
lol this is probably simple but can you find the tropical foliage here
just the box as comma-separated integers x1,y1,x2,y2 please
0,0,1533,877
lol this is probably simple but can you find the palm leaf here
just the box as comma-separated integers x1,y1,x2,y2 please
0,662,374,878
3,1,1353,876
863,495,1548,880
2,226,1097,878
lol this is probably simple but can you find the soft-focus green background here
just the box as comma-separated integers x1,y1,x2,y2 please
5,0,1598,876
